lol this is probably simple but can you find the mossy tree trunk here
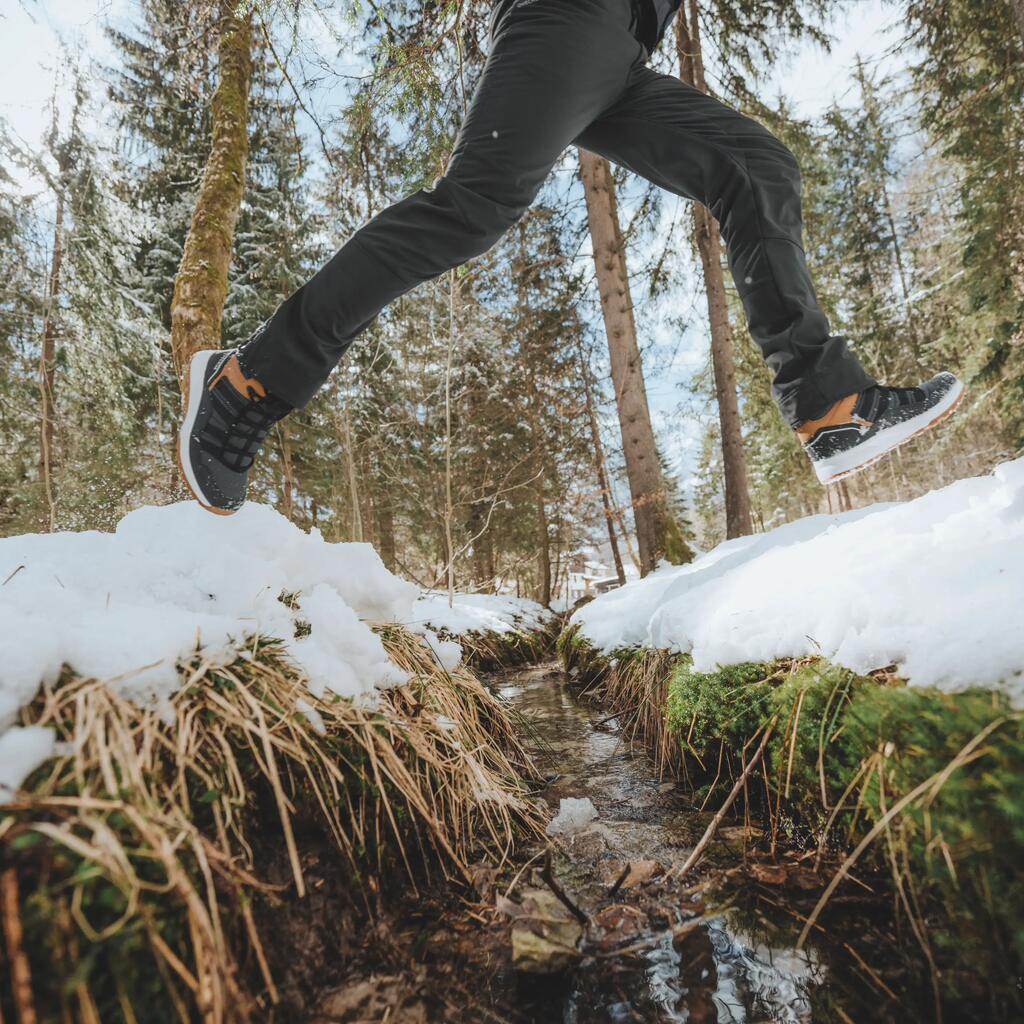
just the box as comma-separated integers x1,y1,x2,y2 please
676,5,753,540
170,1,252,388
578,148,690,574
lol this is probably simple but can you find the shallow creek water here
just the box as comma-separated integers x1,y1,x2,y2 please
491,662,912,1024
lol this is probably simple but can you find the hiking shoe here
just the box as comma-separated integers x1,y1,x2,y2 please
178,350,291,514
799,372,964,484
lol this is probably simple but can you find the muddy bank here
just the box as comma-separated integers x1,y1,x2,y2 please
557,629,1024,1021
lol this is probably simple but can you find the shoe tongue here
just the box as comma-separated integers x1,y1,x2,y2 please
212,354,267,401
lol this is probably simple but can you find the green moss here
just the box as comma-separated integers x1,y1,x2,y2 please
666,659,775,750
661,654,1024,1011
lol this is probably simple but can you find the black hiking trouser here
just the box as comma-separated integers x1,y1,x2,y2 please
240,0,874,427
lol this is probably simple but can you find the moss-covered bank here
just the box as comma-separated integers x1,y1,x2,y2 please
0,627,540,1023
557,623,1024,1019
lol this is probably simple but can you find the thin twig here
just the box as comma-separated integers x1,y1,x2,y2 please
541,850,588,925
1,867,36,1024
675,718,777,879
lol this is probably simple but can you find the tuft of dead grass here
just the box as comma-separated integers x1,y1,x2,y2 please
560,626,681,778
0,626,540,1024
441,616,561,673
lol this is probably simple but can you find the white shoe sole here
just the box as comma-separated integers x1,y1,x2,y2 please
814,378,965,485
177,349,234,515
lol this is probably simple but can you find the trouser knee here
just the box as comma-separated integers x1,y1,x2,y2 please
423,173,532,264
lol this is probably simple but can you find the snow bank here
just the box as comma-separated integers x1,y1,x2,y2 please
546,797,598,836
0,501,560,795
0,727,57,799
572,458,1024,701
0,502,416,743
410,592,553,638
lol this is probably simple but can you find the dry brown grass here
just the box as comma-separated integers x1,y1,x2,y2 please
0,626,540,1023
571,645,682,779
442,616,561,673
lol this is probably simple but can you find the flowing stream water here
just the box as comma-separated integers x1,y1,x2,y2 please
490,661,915,1024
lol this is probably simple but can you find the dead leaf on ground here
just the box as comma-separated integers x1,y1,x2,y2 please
592,903,648,951
510,888,584,974
469,862,499,901
747,860,823,890
311,971,428,1024
719,825,760,843
620,859,664,889
749,861,788,885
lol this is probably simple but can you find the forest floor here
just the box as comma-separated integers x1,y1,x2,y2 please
307,661,950,1024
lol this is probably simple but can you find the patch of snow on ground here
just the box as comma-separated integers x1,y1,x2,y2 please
572,458,1024,701
0,726,57,798
546,796,599,835
409,592,553,638
0,502,416,737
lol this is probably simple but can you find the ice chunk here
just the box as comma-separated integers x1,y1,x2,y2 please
546,796,598,835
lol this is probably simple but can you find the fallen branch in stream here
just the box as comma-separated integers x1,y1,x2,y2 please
673,718,778,880
541,850,589,925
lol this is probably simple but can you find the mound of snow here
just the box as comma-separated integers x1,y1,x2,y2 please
572,458,1024,701
410,592,553,637
0,502,417,738
0,727,57,800
546,797,598,836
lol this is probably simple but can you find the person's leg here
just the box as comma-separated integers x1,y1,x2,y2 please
240,0,647,409
575,64,874,428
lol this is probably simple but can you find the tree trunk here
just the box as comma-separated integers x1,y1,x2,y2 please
467,498,495,590
376,496,397,572
676,6,754,540
38,187,64,533
515,224,553,603
578,342,626,586
338,405,363,542
692,204,754,538
277,422,295,521
532,452,552,606
169,2,252,386
578,148,686,574
1013,0,1024,48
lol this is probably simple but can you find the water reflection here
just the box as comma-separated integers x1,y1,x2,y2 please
494,664,836,1023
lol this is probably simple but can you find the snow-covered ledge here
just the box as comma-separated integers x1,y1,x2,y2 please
570,457,1024,702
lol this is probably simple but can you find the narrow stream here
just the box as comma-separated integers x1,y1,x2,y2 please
491,661,913,1024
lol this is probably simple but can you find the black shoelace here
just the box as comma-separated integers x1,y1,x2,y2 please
198,378,290,472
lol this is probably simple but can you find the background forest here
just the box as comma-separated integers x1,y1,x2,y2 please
1,0,1021,603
